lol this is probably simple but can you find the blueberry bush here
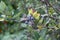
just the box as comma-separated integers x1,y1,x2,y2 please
0,0,60,40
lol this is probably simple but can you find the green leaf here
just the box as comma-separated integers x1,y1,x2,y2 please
39,28,47,40
13,12,21,19
0,1,6,13
33,31,40,40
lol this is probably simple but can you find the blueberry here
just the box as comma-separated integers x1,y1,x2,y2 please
31,16,34,20
28,16,34,21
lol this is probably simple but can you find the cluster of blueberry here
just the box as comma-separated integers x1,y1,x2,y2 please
20,14,34,26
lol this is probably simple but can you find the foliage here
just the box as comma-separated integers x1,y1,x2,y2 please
0,0,60,40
